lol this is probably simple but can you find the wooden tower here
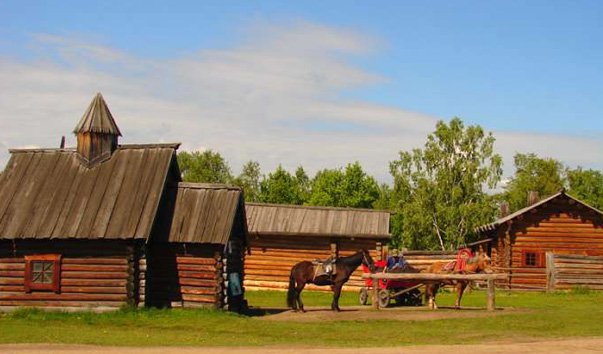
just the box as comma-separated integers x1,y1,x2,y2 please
73,93,122,166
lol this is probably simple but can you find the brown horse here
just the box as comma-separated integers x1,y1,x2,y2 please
424,250,492,309
287,249,375,312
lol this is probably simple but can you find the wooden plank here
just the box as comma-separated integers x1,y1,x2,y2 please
0,278,24,285
0,154,34,228
62,279,127,287
62,258,127,265
61,160,104,238
18,152,64,237
61,286,126,294
364,273,507,281
105,149,146,238
90,150,130,237
0,293,127,301
61,271,128,279
61,264,128,272
123,149,156,236
74,152,119,237
0,153,45,237
135,149,174,238
50,159,86,237
182,189,205,242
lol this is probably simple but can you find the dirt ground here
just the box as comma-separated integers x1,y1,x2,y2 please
2,338,602,354
256,305,527,322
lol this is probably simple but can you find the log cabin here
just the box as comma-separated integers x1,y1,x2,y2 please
0,93,248,311
476,190,603,290
244,203,391,291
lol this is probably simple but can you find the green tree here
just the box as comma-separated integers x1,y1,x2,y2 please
177,150,233,183
503,153,566,211
259,165,307,205
389,118,502,250
233,160,262,202
567,167,603,210
307,162,380,208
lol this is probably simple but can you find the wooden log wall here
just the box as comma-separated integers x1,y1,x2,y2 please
547,253,603,291
0,240,136,309
144,243,224,308
507,203,603,290
245,236,332,292
245,236,455,292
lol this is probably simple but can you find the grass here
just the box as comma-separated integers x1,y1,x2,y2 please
0,289,602,347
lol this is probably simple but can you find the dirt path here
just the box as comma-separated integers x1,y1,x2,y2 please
2,338,602,354
257,305,526,322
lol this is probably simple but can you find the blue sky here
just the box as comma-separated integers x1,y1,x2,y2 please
1,1,602,182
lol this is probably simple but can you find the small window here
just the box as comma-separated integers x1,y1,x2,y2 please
525,252,537,266
522,251,544,268
24,255,61,293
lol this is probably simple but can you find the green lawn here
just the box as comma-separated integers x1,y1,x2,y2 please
0,289,602,347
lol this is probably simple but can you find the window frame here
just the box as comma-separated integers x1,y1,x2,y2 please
24,254,61,293
521,250,545,268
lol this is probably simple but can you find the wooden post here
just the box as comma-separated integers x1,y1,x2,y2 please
372,275,380,310
376,242,383,261
486,278,495,311
546,252,556,292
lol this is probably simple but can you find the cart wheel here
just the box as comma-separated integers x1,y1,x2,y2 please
378,289,390,308
359,287,369,305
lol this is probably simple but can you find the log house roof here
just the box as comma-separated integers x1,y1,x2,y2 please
0,144,179,240
155,183,246,245
476,190,603,233
245,203,391,239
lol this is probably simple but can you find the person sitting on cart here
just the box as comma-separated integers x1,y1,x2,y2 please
386,248,408,271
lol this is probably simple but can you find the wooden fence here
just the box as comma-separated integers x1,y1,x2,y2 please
546,253,603,291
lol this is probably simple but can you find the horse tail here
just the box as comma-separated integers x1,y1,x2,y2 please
286,267,297,309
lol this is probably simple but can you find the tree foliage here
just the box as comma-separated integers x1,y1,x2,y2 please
258,165,308,205
232,160,262,202
308,162,380,208
567,167,603,210
389,118,502,250
503,153,566,211
177,150,233,183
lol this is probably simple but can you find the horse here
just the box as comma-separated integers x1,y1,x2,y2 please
287,249,375,312
424,250,492,310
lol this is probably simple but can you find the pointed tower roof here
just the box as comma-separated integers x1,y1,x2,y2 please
73,93,122,136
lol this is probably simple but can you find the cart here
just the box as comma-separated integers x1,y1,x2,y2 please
359,260,423,308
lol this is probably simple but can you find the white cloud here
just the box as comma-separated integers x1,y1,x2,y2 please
1,21,602,182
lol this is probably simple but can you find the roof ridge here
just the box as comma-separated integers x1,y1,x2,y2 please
245,202,391,214
118,143,181,150
174,182,242,191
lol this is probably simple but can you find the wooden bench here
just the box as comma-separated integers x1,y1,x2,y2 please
362,273,507,310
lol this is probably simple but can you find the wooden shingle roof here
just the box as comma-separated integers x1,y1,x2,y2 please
156,183,246,244
0,144,178,240
245,203,391,239
476,190,603,233
73,93,122,136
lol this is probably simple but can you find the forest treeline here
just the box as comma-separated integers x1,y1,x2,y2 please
178,117,603,250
